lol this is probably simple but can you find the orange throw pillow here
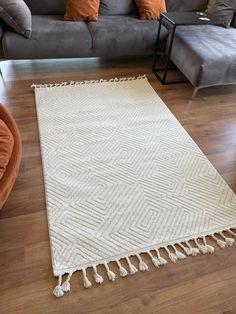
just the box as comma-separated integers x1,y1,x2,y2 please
0,119,14,180
135,0,167,20
64,0,100,22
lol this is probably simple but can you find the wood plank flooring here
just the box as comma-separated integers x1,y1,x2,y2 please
0,58,236,314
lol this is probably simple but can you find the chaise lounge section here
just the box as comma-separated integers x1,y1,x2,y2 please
170,24,236,93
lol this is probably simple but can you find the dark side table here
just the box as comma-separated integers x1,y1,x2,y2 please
152,12,212,85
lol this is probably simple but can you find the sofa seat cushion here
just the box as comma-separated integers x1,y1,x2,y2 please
87,15,168,57
0,119,14,180
170,25,236,87
2,15,92,59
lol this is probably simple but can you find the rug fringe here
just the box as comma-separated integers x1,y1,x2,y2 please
53,228,236,297
31,75,147,89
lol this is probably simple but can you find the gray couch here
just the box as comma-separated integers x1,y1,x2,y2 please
0,0,236,92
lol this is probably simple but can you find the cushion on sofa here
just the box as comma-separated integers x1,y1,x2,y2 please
0,119,14,180
166,0,208,12
99,0,138,15
170,25,236,87
0,104,22,209
135,0,167,20
87,15,168,57
64,0,99,22
207,0,236,28
24,0,66,15
0,0,32,38
2,15,92,59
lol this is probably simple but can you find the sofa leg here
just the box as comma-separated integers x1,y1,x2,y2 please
191,87,199,100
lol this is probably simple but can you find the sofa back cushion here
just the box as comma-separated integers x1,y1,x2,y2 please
99,0,138,15
166,0,208,12
23,0,66,15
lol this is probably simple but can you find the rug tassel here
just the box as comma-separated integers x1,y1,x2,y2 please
179,243,192,256
211,235,227,248
229,229,236,238
82,268,92,288
172,245,186,260
116,259,128,277
136,254,149,272
53,274,64,298
219,232,235,246
92,265,104,284
164,247,178,263
31,75,147,89
61,272,72,292
126,257,138,275
147,251,160,268
155,249,167,265
194,239,209,254
202,236,215,253
185,241,200,256
104,262,116,281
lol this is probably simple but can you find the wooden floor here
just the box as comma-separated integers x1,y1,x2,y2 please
0,58,236,314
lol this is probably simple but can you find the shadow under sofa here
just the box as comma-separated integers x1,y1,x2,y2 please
0,0,236,94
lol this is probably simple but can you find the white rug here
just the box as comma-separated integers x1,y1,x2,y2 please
32,76,236,297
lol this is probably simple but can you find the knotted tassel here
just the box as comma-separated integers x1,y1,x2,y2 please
116,259,128,277
202,237,215,254
82,268,92,289
92,265,104,284
104,262,116,281
126,257,138,275
179,243,192,256
164,247,178,263
228,229,236,238
53,274,64,298
185,241,200,256
172,245,186,260
147,251,160,268
212,235,227,248
217,240,227,248
191,247,200,256
225,238,235,246
194,239,208,254
155,249,167,265
61,272,72,292
219,232,235,246
205,245,215,253
136,254,149,272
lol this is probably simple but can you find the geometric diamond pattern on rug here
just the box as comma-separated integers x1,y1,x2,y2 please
33,76,236,296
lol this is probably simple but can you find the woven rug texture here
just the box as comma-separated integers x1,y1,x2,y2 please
33,76,236,297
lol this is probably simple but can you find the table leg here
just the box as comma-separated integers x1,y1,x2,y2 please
162,24,176,84
152,15,163,72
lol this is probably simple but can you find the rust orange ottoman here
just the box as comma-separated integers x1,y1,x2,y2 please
0,104,22,209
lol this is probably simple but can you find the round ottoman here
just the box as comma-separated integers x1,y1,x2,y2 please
0,104,22,209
